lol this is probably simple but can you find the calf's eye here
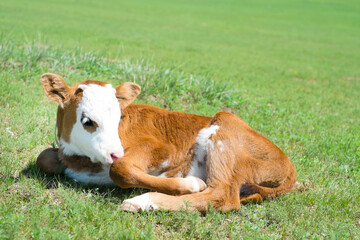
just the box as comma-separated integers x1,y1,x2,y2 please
81,116,94,127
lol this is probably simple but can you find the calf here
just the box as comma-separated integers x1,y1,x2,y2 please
37,73,296,212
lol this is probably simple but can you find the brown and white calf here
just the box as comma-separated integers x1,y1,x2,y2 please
37,73,296,212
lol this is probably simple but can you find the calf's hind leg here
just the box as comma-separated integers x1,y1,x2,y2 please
208,111,296,203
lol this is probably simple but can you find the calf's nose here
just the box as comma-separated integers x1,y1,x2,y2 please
111,152,124,161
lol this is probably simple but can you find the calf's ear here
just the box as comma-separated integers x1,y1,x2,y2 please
114,82,141,109
41,73,70,107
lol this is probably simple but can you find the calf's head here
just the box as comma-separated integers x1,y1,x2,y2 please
41,73,140,166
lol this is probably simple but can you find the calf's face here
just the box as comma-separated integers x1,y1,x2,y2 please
41,73,140,166
67,82,123,165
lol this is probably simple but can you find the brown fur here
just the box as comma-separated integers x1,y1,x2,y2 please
110,108,296,212
38,73,296,212
36,148,65,175
58,149,103,173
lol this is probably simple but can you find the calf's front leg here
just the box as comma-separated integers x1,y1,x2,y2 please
109,153,206,195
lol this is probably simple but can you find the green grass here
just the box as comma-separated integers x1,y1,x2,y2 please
0,0,359,239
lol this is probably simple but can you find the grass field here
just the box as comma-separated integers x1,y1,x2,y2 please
0,0,359,239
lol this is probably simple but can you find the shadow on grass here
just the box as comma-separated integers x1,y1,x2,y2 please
20,162,148,201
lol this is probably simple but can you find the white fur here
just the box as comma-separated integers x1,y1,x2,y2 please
217,140,224,152
65,84,124,166
184,176,201,192
60,139,83,156
160,160,170,168
147,160,170,177
158,172,168,178
187,125,219,181
173,172,182,177
122,193,158,211
65,166,114,185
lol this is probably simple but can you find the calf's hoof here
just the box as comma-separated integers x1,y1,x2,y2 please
120,193,159,212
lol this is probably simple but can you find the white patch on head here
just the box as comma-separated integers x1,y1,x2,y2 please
121,193,158,211
187,125,219,181
66,84,124,166
60,139,83,156
65,166,114,185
